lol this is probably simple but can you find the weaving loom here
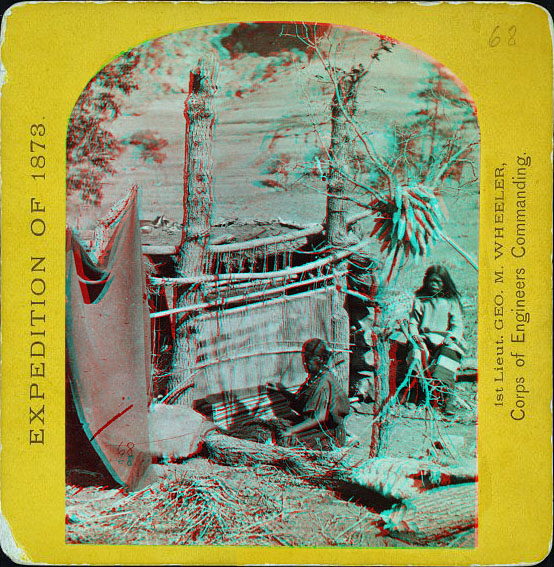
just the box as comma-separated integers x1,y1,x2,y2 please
146,219,378,430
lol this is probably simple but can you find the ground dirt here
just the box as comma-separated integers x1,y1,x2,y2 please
66,381,476,546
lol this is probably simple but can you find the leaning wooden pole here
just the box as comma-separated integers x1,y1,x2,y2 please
171,55,220,403
323,65,392,458
325,64,365,247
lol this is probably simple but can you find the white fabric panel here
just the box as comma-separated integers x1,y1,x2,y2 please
188,285,350,401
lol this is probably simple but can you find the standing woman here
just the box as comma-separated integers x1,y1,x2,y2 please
407,265,466,414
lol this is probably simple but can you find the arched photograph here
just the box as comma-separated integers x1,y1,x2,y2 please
65,22,479,547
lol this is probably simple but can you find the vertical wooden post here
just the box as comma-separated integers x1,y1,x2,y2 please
325,66,366,427
325,65,365,247
370,334,390,457
170,55,220,402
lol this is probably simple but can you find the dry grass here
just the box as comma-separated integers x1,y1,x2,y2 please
66,461,391,546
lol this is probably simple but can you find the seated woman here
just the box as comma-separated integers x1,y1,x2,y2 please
405,265,466,413
268,338,350,450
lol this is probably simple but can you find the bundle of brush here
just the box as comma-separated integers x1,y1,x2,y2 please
223,419,293,447
369,185,445,281
66,472,282,545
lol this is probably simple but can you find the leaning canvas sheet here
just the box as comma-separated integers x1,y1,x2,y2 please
0,2,552,566
66,190,152,491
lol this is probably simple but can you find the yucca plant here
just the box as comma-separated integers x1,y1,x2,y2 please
369,185,445,280
283,25,478,281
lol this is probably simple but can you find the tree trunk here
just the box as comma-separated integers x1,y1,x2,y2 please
201,431,476,502
370,334,391,458
325,65,365,247
379,482,477,544
170,55,220,402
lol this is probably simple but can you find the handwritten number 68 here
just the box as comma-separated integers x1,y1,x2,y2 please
489,25,517,47
117,441,135,466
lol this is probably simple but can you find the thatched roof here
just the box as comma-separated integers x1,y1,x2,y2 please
141,217,319,257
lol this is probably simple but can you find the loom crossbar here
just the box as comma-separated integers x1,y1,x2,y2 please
150,240,371,287
150,271,346,319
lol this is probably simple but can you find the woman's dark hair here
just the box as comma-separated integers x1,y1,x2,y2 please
416,265,461,302
302,338,331,364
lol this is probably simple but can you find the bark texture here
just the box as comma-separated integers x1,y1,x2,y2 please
171,55,220,400
325,65,365,247
202,431,476,502
379,482,477,544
